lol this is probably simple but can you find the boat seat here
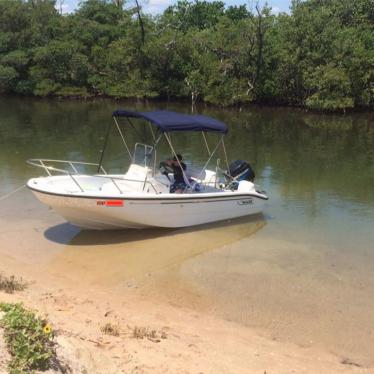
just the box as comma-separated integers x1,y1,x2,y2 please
187,167,206,181
124,164,152,180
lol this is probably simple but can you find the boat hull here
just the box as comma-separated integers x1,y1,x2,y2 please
30,189,267,230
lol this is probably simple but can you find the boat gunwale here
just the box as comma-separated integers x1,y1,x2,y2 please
27,183,269,201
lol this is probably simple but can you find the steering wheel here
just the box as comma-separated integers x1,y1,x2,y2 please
159,161,173,180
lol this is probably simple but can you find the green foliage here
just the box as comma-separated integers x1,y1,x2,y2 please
1,50,29,69
305,64,354,110
0,303,55,374
225,5,251,21
56,86,90,98
0,65,18,92
33,79,61,96
0,0,372,111
164,0,226,31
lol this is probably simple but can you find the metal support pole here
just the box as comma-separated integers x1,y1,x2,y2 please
126,117,143,139
40,160,52,176
70,174,84,192
97,120,112,173
195,135,225,181
215,158,220,188
114,117,132,160
151,132,163,175
221,139,230,175
164,133,192,190
148,122,155,141
202,131,211,156
142,133,163,193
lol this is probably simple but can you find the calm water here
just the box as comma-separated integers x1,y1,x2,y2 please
1,97,374,366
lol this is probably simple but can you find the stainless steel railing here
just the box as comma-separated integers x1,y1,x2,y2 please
26,158,159,194
27,158,108,176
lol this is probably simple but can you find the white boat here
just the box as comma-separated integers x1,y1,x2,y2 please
27,109,268,229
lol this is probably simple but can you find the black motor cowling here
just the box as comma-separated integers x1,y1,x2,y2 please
226,160,255,182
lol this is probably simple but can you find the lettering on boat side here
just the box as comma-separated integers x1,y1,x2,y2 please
237,198,253,206
96,200,124,207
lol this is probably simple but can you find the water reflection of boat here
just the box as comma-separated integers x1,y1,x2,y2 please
45,215,266,286
27,110,268,229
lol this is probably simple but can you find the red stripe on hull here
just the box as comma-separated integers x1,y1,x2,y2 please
105,200,124,207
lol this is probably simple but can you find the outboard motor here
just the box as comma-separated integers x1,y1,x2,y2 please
226,160,255,182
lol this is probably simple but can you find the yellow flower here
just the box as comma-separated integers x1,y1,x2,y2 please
43,324,52,334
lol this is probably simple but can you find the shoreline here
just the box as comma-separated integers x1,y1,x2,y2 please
0,265,367,374
1,94,373,115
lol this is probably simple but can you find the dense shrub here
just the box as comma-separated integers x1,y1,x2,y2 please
0,0,372,111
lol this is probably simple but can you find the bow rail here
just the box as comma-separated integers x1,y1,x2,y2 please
26,158,158,194
27,158,107,176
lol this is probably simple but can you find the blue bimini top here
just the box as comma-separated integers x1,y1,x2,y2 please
112,109,228,134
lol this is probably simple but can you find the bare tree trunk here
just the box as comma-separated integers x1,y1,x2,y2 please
248,2,266,88
134,0,145,45
58,0,65,15
255,4,264,85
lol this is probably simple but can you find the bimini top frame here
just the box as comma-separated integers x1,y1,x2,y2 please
98,109,231,191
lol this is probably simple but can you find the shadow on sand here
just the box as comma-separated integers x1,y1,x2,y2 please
42,214,268,287
44,213,267,247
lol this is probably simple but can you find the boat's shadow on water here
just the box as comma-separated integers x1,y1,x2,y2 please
44,213,267,247
43,215,268,286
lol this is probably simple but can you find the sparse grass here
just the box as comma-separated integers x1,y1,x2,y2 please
0,274,27,294
101,322,120,337
132,326,156,339
132,326,167,341
0,303,56,374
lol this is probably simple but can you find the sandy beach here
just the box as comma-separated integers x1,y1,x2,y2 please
0,264,368,374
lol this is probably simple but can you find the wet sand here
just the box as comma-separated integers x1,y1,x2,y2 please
180,235,374,367
0,189,373,372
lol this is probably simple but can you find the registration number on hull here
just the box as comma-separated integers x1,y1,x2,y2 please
237,198,254,206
